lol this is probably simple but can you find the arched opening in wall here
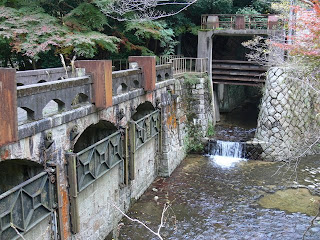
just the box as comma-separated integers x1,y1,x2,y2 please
71,93,89,107
165,73,170,80
215,84,263,134
0,159,44,195
74,120,117,153
133,80,140,88
17,107,29,124
132,101,155,121
17,83,24,87
42,99,64,118
157,74,162,82
37,80,46,84
116,83,128,95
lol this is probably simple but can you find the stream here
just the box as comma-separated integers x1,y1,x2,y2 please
116,152,320,240
116,107,320,240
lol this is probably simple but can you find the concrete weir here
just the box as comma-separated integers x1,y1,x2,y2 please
0,57,213,240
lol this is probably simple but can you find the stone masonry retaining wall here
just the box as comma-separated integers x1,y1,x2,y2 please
255,67,320,161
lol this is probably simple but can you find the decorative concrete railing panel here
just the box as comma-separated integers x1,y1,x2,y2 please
75,131,124,193
131,110,160,151
16,67,72,86
17,76,92,121
112,69,143,95
0,171,56,240
156,64,173,82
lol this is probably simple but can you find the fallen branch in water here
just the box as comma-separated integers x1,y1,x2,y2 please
112,202,172,240
302,201,320,240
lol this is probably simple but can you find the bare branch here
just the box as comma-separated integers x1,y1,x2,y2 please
111,202,174,240
10,223,26,240
94,0,197,22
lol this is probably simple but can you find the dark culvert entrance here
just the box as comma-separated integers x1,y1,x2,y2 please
214,84,263,142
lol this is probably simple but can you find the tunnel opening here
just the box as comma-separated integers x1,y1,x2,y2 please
74,121,118,153
212,35,252,61
0,159,44,195
215,84,263,141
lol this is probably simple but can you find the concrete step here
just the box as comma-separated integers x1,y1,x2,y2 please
212,75,265,82
212,80,264,86
212,70,265,77
212,65,267,71
212,60,260,65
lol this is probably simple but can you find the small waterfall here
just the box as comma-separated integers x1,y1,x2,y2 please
208,140,246,168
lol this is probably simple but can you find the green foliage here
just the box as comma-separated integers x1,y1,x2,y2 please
183,73,200,85
125,21,177,55
0,0,274,68
64,3,108,31
0,5,119,65
62,32,119,58
206,121,215,137
236,6,260,15
185,124,204,153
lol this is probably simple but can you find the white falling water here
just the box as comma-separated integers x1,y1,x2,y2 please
209,140,246,168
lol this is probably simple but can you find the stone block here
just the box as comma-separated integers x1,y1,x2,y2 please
276,92,285,102
268,106,276,116
269,89,278,98
275,105,283,113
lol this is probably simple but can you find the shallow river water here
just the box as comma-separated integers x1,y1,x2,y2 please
117,153,320,240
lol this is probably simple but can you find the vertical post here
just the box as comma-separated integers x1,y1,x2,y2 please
129,121,136,180
75,60,113,109
0,68,17,147
54,165,65,240
128,56,156,92
124,126,129,185
235,16,245,29
66,153,79,234
268,15,279,30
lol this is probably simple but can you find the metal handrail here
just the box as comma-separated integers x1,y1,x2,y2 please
201,14,283,30
169,57,208,75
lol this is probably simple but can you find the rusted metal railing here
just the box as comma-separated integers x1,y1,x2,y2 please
170,58,208,75
201,14,282,30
